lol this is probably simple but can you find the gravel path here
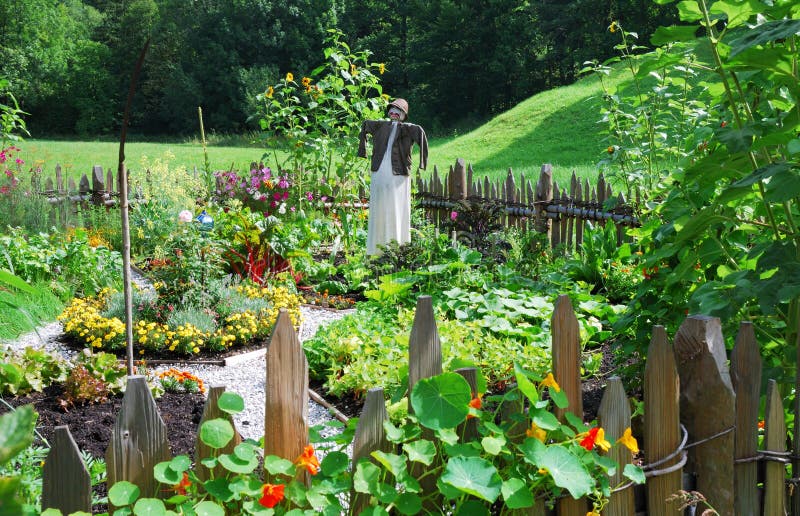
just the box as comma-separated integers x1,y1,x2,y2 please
1,305,353,441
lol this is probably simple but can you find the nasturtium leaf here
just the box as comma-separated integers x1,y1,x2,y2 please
625,464,647,484
218,452,258,474
153,462,181,485
549,388,569,409
437,475,463,500
320,450,350,475
353,461,381,493
132,498,166,515
513,362,539,405
371,450,407,477
529,407,560,431
358,507,390,516
194,501,225,516
376,481,399,503
440,456,502,503
233,442,256,461
216,391,243,414
539,446,594,499
203,478,234,502
435,427,460,445
455,500,489,515
519,436,547,466
481,435,506,456
403,439,436,465
200,419,234,449
502,477,535,509
383,420,404,442
410,373,471,430
444,443,481,458
395,492,423,515
241,500,272,515
169,455,191,473
200,457,218,469
108,480,140,506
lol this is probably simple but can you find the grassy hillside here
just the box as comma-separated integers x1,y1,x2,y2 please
16,67,626,187
428,68,627,185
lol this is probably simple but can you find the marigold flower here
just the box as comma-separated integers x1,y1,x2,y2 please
579,427,611,452
526,422,546,442
540,372,560,392
173,472,191,495
258,483,285,508
285,72,294,82
617,427,639,454
607,145,615,154
296,444,320,475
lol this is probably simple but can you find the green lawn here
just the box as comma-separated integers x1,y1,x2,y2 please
16,66,626,189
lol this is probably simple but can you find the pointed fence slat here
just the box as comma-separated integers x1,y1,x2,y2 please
106,376,172,501
674,316,735,515
408,296,442,391
730,321,762,515
195,385,242,483
551,295,586,516
42,426,91,514
351,388,392,514
644,325,682,516
264,309,309,481
598,377,635,515
764,379,787,515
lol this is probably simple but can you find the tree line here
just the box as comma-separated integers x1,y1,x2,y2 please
0,0,675,137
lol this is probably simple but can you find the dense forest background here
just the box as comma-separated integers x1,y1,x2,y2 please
1,0,675,136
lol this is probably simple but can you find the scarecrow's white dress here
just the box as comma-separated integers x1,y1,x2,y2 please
366,121,411,255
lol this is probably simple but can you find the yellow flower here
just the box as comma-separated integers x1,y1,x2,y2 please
301,77,311,87
609,21,618,33
265,86,274,98
587,511,601,516
617,427,639,454
540,372,561,392
285,72,294,82
350,63,356,74
378,63,385,74
526,422,546,442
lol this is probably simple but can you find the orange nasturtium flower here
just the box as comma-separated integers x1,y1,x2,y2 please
467,394,482,419
617,427,639,455
587,510,601,516
285,72,294,82
526,421,546,442
258,483,285,508
173,472,191,495
540,373,561,392
579,427,611,452
296,445,320,475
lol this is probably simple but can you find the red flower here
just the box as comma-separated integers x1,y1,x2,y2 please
296,445,320,475
467,394,482,419
173,472,191,495
258,483,285,508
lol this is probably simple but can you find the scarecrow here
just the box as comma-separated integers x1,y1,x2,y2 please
358,98,428,255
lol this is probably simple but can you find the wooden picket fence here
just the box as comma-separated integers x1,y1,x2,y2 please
39,297,795,515
31,160,637,254
417,159,639,252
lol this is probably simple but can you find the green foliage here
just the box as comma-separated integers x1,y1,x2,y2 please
0,347,69,396
0,405,37,516
60,364,110,409
0,79,28,145
604,0,800,385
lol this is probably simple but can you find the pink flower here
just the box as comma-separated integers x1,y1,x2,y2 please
321,196,328,202
0,186,9,194
450,211,458,221
273,192,281,200
290,206,296,212
282,191,289,200
178,210,193,223
15,158,23,165
278,178,289,189
306,192,313,201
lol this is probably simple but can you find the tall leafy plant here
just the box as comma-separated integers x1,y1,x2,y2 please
609,1,800,380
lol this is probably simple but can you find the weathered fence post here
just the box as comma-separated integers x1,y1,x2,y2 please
106,376,172,502
264,309,309,482
42,426,92,514
456,367,478,441
551,294,586,515
598,377,635,515
674,316,735,515
730,322,762,515
195,385,242,483
408,295,442,505
644,325,682,516
764,379,787,515
448,158,467,202
350,388,391,514
534,164,553,236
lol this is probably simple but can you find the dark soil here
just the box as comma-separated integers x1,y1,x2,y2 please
0,384,205,459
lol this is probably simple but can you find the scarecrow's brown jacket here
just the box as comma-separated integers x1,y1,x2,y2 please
358,120,428,176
